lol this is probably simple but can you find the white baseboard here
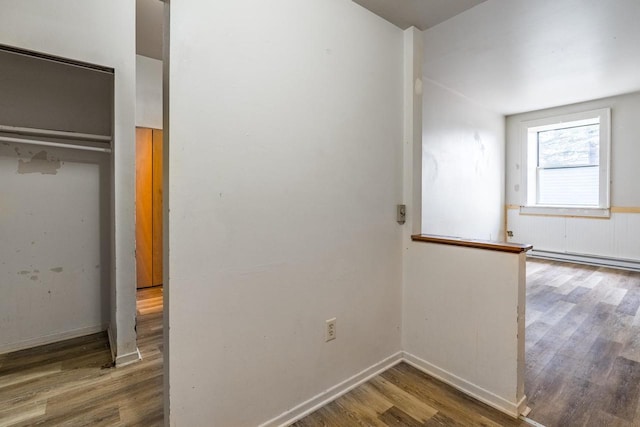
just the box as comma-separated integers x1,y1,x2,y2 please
115,348,142,367
107,326,116,363
259,351,404,427
0,324,107,355
107,325,141,367
403,351,526,418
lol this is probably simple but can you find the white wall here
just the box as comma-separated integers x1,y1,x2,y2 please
401,28,525,417
169,0,403,425
506,91,640,262
403,243,526,416
136,55,163,129
0,143,111,353
421,79,505,240
0,0,138,362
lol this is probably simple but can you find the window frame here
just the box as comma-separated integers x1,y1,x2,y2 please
520,108,611,218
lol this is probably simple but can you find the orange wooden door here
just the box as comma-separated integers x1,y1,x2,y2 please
136,128,153,288
151,129,163,286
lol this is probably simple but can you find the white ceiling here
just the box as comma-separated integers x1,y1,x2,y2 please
136,0,163,60
352,0,487,30
419,0,640,115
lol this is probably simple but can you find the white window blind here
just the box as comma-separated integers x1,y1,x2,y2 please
536,123,599,206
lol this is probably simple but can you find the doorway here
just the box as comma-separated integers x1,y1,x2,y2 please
135,127,163,289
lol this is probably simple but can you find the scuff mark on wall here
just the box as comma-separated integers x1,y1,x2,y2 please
30,275,38,281
18,270,30,275
423,151,439,182
50,267,63,273
17,150,61,175
473,131,488,175
474,131,485,154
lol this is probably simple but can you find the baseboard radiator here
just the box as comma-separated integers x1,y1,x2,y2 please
528,249,640,272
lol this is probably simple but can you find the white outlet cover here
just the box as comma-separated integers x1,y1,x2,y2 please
325,318,336,342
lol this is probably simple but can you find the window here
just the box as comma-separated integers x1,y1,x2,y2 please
521,108,610,217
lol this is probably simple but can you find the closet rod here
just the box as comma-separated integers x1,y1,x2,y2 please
0,125,111,142
0,135,112,153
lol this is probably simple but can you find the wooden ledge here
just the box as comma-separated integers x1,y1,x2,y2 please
411,234,533,254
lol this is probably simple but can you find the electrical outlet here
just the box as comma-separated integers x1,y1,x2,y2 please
325,318,336,342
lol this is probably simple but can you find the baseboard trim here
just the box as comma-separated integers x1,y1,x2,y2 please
107,326,116,363
516,395,528,417
529,250,640,272
115,348,142,367
259,351,404,427
402,351,525,418
0,324,107,355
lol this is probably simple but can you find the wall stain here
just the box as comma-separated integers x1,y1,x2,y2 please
30,276,38,281
18,270,30,275
17,150,61,175
473,131,487,175
423,151,439,182
50,267,63,273
474,131,486,153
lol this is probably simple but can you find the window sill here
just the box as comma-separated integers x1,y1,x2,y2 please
519,205,610,218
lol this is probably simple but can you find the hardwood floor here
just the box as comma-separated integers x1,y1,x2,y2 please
294,260,640,427
525,259,640,427
292,362,528,427
0,286,164,426
2,261,639,426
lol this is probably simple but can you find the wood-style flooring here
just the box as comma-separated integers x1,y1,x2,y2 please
291,362,528,427
2,260,639,426
0,286,164,426
294,259,640,427
525,259,640,427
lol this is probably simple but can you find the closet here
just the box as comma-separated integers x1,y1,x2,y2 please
136,127,163,288
0,45,113,353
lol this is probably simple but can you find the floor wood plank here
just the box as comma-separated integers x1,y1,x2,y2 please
0,286,164,427
295,260,640,427
525,259,640,427
3,260,640,427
